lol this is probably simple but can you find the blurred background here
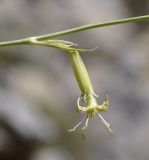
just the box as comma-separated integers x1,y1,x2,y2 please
0,0,149,160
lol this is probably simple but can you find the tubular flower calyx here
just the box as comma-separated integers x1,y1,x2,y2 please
68,50,113,132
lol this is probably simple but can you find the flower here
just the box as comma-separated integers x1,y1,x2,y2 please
68,94,113,132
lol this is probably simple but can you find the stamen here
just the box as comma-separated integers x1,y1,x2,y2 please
82,116,89,130
97,113,113,133
68,116,86,132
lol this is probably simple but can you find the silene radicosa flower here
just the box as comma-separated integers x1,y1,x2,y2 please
68,50,113,133
41,40,113,132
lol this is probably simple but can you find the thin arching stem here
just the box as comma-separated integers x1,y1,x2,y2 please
37,15,149,40
0,15,149,47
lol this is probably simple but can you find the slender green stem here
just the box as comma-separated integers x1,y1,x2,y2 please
37,15,149,40
0,15,149,47
0,38,30,47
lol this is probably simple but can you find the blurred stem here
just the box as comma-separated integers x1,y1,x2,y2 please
0,15,149,47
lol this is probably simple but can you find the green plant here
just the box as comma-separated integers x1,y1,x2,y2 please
0,15,149,132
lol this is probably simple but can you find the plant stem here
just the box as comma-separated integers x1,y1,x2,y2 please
0,15,149,47
37,15,149,40
0,38,29,47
